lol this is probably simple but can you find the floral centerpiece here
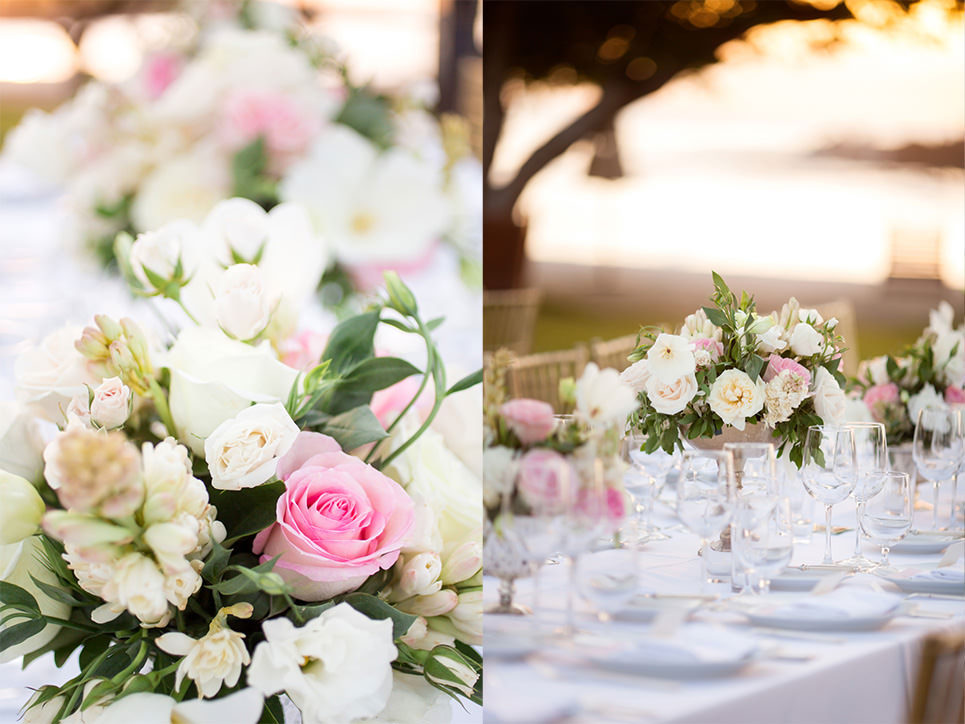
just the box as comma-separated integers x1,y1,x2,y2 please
851,301,964,445
1,3,481,304
624,273,847,466
0,208,482,722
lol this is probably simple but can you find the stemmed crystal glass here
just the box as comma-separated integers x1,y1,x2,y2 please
859,471,912,570
839,422,888,570
622,432,677,543
914,407,965,529
723,442,777,495
575,545,640,624
732,494,794,594
676,450,736,591
801,425,857,565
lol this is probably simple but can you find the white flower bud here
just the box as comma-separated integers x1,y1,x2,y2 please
398,589,458,617
129,221,198,294
440,540,482,585
90,377,131,429
0,471,44,544
397,553,443,599
214,264,273,341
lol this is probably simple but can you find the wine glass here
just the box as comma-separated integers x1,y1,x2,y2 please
575,546,640,624
723,442,777,495
839,422,888,570
913,407,964,529
622,432,677,543
801,425,857,565
676,450,736,591
732,494,794,594
859,471,912,570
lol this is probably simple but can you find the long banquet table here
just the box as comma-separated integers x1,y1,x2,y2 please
484,495,965,724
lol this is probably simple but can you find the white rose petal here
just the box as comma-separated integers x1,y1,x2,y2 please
619,359,651,394
812,367,846,425
0,402,48,484
788,323,825,357
14,325,95,422
204,402,299,490
90,377,131,429
645,372,698,415
213,264,273,341
707,369,765,431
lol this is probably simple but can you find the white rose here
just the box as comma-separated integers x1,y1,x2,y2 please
430,382,483,478
201,198,271,266
788,323,825,357
645,334,696,383
907,384,946,428
707,369,765,431
482,445,517,508
0,402,48,484
0,537,71,663
364,671,451,724
213,264,274,341
95,688,263,724
204,403,299,490
166,327,299,455
934,330,965,388
128,220,200,292
644,372,698,415
619,359,651,394
812,367,846,425
247,604,397,724
756,326,787,355
14,325,96,422
0,471,44,544
575,362,639,429
90,377,131,429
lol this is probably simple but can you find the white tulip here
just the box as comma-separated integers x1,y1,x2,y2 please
0,471,44,544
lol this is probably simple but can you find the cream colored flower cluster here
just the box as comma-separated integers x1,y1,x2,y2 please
43,434,224,627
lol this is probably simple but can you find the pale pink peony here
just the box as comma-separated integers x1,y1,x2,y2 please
516,449,575,510
692,337,724,366
762,355,811,386
142,52,182,100
219,89,321,160
945,385,965,405
280,330,328,371
500,399,556,445
863,383,900,409
252,432,414,601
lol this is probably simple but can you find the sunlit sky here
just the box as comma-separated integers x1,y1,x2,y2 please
491,4,965,288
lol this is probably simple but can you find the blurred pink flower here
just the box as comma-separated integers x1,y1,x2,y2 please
344,243,439,292
500,398,556,445
516,449,574,510
280,330,328,371
220,89,321,160
693,337,723,361
763,355,811,386
142,52,182,100
863,383,900,410
945,385,965,405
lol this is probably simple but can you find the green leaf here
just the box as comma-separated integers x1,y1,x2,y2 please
79,636,111,670
209,481,286,545
122,675,154,696
212,565,290,596
319,406,388,451
341,593,417,639
446,368,483,396
201,538,232,584
0,581,39,613
0,618,46,650
288,601,336,623
28,575,90,607
260,695,283,724
340,357,421,393
702,306,729,329
21,627,85,669
425,317,445,331
745,354,765,381
335,89,394,148
82,679,117,710
322,311,380,375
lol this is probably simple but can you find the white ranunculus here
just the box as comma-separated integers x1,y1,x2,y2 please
0,537,71,663
14,325,96,422
646,334,696,384
166,327,299,455
129,220,201,293
707,369,765,431
812,367,846,425
90,377,131,429
482,445,517,509
619,359,651,394
907,384,946,428
0,471,44,544
204,403,299,490
644,372,698,415
934,329,965,388
280,125,449,269
95,687,263,724
0,402,48,484
247,604,396,724
756,326,787,355
575,362,638,429
131,146,231,232
364,671,451,724
788,323,825,357
213,264,273,341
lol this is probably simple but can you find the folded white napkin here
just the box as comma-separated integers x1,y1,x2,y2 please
769,588,900,620
626,624,757,664
910,567,965,583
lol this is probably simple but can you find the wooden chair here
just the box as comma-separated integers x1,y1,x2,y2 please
483,288,542,355
909,627,965,724
590,333,640,373
813,300,860,378
507,344,590,412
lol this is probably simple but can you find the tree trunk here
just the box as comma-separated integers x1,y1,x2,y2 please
483,208,527,290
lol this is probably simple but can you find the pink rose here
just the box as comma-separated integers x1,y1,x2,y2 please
693,337,724,365
863,383,900,408
516,449,576,511
575,486,626,526
219,89,322,164
945,385,965,405
141,52,181,100
280,330,328,371
252,432,414,601
763,355,811,386
500,399,556,445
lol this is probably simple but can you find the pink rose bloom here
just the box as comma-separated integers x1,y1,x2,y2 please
280,330,328,371
141,52,182,100
575,486,626,526
863,383,900,408
763,355,811,386
693,337,724,362
945,385,965,405
252,432,414,601
500,398,556,445
516,449,575,511
220,89,321,161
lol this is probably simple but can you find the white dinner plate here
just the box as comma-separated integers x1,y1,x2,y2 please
890,533,963,554
613,594,707,623
877,569,965,595
742,610,895,632
769,567,849,592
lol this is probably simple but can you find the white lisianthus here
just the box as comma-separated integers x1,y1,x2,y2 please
94,687,263,724
166,327,299,455
482,445,517,508
619,359,651,394
213,264,274,340
0,471,44,544
646,334,696,384
756,326,787,355
14,325,96,422
788,323,825,357
204,402,299,490
363,671,451,724
644,372,698,415
907,384,946,428
247,604,397,724
812,367,846,425
575,363,638,429
128,220,200,293
707,369,765,431
90,377,131,429
0,537,71,663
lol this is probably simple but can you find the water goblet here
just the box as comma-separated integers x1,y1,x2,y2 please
622,432,677,543
723,442,777,495
801,425,857,565
575,546,640,624
676,450,736,591
913,407,964,529
859,471,912,570
839,422,888,570
732,494,794,594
